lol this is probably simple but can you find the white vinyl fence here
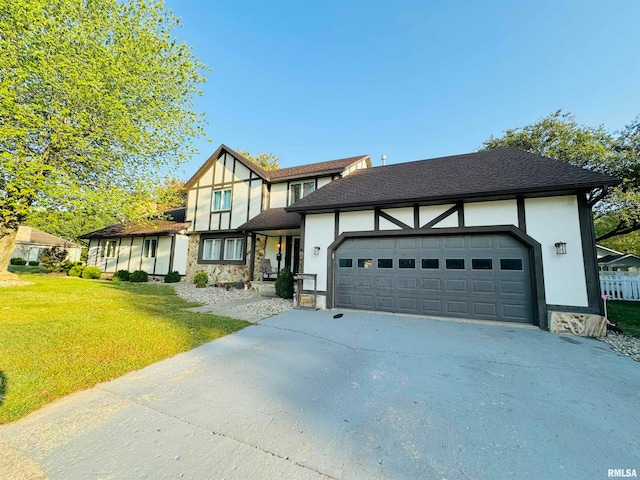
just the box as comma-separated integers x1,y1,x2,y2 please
600,274,640,301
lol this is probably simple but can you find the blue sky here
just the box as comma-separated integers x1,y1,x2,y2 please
164,0,640,177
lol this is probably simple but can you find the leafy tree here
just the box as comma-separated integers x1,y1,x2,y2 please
0,0,207,278
481,111,640,243
237,150,280,171
153,178,188,213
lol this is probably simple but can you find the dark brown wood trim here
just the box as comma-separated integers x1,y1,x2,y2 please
378,209,412,230
126,237,133,272
577,191,603,314
265,183,270,209
374,208,380,230
457,201,465,227
413,205,419,229
249,233,256,281
284,235,292,271
547,304,600,315
168,235,176,273
222,152,227,184
325,226,547,328
152,236,159,275
334,211,340,239
517,196,527,232
286,181,291,207
246,177,252,227
115,237,122,269
299,214,306,272
421,204,458,229
193,185,200,233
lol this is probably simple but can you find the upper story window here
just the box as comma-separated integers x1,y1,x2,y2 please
143,239,157,258
101,240,117,258
290,181,315,204
212,189,231,211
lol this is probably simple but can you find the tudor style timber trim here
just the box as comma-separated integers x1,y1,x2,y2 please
577,191,603,315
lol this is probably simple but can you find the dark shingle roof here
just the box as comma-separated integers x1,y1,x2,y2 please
237,208,301,232
80,219,190,239
286,148,620,212
267,155,370,181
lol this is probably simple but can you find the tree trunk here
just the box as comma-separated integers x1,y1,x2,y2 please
0,228,20,281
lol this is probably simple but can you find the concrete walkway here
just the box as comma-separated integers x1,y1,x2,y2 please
1,310,639,479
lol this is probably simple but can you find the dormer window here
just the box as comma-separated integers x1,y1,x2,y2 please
290,181,315,204
212,189,231,211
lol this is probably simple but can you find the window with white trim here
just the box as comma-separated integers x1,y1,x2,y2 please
212,189,232,211
101,240,117,258
290,181,315,204
224,238,244,261
202,238,221,260
143,239,157,258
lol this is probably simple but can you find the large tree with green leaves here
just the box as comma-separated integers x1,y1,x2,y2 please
237,150,280,171
481,111,640,246
0,0,207,278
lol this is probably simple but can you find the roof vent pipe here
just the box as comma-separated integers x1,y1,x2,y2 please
381,154,386,166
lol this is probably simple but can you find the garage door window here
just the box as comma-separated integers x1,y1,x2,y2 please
358,259,373,268
399,259,415,268
378,259,393,268
472,259,493,270
339,259,353,268
422,258,439,269
500,259,523,270
446,259,465,269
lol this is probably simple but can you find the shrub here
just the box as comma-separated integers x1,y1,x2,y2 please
193,271,208,288
275,267,294,299
113,270,130,282
40,246,69,272
10,258,27,265
62,260,83,274
81,266,102,279
68,265,85,277
164,271,181,283
28,260,39,266
129,270,149,283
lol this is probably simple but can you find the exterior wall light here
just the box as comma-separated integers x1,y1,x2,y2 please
555,242,567,255
313,246,320,256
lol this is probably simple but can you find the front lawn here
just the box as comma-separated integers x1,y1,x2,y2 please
607,301,640,337
0,275,249,423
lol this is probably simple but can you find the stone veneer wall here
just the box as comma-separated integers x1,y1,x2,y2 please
185,234,267,284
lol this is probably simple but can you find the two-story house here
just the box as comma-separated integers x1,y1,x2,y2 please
83,145,619,330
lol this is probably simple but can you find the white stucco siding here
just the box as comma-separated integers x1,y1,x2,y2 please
381,208,414,229
418,205,453,227
223,155,235,183
155,236,172,274
339,211,374,233
464,200,519,227
195,189,212,231
186,190,197,231
234,161,251,181
116,239,132,271
317,177,332,188
130,238,143,271
173,235,189,275
270,183,288,208
230,182,249,229
525,195,588,307
343,158,369,177
303,213,335,291
88,239,99,266
249,182,263,220
213,155,224,184
198,166,214,187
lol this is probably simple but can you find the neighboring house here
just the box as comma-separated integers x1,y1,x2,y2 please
597,245,640,273
79,145,619,329
286,148,619,328
11,226,82,263
81,208,190,276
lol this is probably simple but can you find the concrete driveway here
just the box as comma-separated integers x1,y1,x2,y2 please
1,310,638,479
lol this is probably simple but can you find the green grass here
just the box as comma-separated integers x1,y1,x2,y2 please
0,275,250,423
607,301,640,337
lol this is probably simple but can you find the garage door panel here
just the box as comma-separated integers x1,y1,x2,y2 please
471,280,495,293
445,279,467,293
446,300,468,314
474,302,497,317
334,234,533,323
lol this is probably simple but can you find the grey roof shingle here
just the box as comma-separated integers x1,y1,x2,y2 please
80,219,190,239
267,155,370,181
286,148,620,212
237,208,301,232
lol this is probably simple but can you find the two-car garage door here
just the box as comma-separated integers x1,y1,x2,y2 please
334,234,534,323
